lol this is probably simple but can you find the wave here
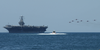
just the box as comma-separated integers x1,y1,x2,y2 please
37,33,66,35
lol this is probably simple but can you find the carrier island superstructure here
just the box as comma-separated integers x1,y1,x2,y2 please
4,16,48,33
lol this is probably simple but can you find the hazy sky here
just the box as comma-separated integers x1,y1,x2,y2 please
0,0,100,32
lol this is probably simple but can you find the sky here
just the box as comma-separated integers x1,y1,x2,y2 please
0,0,100,32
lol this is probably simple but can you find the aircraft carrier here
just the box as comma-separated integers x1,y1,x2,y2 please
4,16,48,33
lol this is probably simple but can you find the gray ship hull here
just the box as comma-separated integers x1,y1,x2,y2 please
4,26,48,33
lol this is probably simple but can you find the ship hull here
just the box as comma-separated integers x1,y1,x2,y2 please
4,26,48,33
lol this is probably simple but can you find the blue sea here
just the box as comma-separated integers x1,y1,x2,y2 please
0,32,100,50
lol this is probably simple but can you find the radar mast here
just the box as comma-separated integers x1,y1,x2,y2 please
19,16,25,26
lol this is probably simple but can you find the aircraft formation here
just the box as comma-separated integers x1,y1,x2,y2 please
69,19,96,23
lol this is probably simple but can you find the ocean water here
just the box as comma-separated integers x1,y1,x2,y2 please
0,32,100,50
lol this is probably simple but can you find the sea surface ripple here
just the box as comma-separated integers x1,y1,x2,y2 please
0,32,100,50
